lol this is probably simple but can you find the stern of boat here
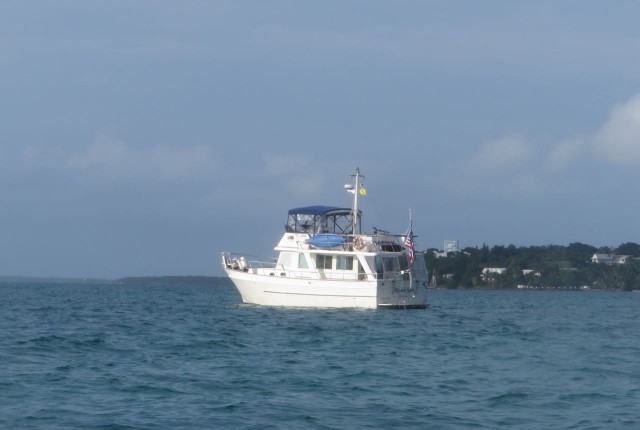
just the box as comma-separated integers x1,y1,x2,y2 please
375,272,428,309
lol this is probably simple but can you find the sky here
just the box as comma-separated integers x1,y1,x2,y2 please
1,1,640,278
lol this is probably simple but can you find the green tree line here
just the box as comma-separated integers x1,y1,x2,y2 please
424,242,640,291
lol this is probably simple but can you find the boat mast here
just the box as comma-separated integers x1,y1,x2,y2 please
352,167,361,234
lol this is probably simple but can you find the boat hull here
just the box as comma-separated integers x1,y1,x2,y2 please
225,269,427,309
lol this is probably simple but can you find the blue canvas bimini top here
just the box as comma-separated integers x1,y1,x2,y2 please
286,206,360,234
287,206,350,216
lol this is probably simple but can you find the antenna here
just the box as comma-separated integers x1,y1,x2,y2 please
345,167,364,234
353,168,359,234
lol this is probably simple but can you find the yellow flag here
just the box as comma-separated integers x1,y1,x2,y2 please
359,187,367,196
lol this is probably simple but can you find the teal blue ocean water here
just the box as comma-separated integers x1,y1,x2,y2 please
1,280,639,429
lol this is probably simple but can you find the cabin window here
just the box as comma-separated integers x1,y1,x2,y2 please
336,255,353,270
383,257,395,272
298,253,309,269
358,259,366,280
277,252,295,268
374,256,383,277
399,255,409,271
297,214,314,231
316,254,333,270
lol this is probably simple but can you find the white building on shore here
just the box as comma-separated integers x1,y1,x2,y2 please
590,254,630,265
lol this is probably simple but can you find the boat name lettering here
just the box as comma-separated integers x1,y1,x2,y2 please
392,286,416,293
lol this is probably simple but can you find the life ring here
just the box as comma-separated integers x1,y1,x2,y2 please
352,236,365,251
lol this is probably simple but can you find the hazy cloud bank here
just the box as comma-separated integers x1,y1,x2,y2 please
593,94,640,165
67,138,217,183
546,93,640,168
17,137,218,184
469,135,531,171
456,93,640,196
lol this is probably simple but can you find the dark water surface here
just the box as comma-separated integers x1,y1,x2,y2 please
1,281,639,429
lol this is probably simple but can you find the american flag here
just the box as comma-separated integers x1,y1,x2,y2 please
404,222,415,265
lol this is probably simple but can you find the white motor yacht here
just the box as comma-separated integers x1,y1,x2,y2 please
220,168,428,309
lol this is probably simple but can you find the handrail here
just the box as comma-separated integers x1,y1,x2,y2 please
222,251,428,280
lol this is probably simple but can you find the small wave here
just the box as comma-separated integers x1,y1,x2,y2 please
558,392,618,402
486,391,530,406
31,334,66,344
121,384,186,395
71,337,107,347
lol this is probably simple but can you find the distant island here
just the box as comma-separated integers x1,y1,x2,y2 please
0,275,229,287
425,242,640,291
0,276,115,284
118,276,228,287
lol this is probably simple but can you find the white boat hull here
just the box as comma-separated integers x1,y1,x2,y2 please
225,269,427,309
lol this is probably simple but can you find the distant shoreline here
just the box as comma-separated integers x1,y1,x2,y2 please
0,275,228,286
0,277,628,291
429,286,627,292
0,276,632,293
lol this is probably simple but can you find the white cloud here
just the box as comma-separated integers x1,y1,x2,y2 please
592,94,640,165
437,135,538,197
443,93,640,198
65,137,217,183
469,135,532,170
545,137,587,169
443,93,640,201
543,93,640,168
66,138,128,171
259,154,328,200
148,145,215,180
